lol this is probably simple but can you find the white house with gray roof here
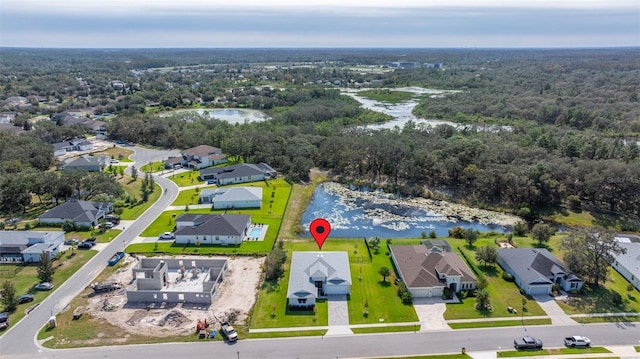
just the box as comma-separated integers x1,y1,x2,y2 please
174,214,251,245
165,144,227,169
612,240,640,291
287,251,351,309
497,248,583,295
0,231,64,263
200,187,262,209
199,163,276,185
62,154,108,171
38,200,113,228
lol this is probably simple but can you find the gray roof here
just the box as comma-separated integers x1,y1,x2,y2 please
421,239,453,253
64,155,101,168
39,201,109,223
199,163,275,179
208,187,262,202
22,242,54,254
390,245,476,289
287,252,351,299
182,145,221,157
175,214,250,236
615,242,640,278
497,248,579,285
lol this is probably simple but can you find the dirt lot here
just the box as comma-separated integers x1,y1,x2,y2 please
82,255,264,337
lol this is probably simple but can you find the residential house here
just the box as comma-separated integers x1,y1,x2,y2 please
53,138,93,157
126,257,227,305
390,245,477,298
174,214,251,245
0,112,17,124
612,238,640,291
287,252,351,309
200,187,262,209
164,145,227,170
38,200,113,228
199,163,276,185
62,155,107,171
0,231,64,263
497,248,584,295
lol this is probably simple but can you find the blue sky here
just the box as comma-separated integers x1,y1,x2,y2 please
1,0,638,48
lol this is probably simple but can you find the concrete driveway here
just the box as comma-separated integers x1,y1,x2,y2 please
532,294,576,325
413,297,451,331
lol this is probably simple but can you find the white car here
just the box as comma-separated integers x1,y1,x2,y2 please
159,232,175,240
564,336,591,347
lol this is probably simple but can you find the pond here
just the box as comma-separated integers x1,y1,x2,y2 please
300,182,519,239
159,108,270,124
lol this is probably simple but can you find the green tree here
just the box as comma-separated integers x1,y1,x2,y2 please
475,288,491,311
464,229,479,247
513,222,528,237
130,165,138,181
378,266,391,282
475,245,498,266
1,281,17,312
561,228,626,286
37,251,54,283
531,223,554,245
264,241,286,280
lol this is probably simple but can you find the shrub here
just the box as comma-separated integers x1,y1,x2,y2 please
513,222,528,237
612,291,623,306
502,272,514,282
442,287,453,300
448,226,465,239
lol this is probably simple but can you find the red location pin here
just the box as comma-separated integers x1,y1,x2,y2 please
310,218,331,250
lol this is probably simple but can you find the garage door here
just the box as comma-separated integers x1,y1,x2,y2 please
529,285,549,295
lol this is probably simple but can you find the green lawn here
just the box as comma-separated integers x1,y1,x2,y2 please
371,355,469,359
118,182,162,220
172,186,215,206
498,347,611,357
168,170,204,187
140,161,166,173
556,268,640,314
448,318,551,329
0,249,97,336
444,238,545,320
94,147,134,162
248,330,327,339
351,325,418,334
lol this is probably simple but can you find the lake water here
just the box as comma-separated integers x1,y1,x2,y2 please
160,108,269,124
301,183,511,239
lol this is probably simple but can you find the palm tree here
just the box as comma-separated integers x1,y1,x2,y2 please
475,288,491,311
378,266,391,282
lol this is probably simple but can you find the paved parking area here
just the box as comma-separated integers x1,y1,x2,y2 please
326,294,353,336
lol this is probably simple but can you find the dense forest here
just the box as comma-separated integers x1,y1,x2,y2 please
0,48,638,228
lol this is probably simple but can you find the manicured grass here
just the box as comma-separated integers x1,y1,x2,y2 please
358,89,415,103
0,249,96,336
272,240,417,325
351,325,418,334
444,238,545,320
118,181,162,220
635,346,640,352
573,315,639,324
63,229,122,243
104,165,128,176
140,161,166,173
448,318,551,329
94,147,134,162
497,347,611,357
248,330,326,339
556,269,640,315
251,268,329,328
168,170,205,187
172,186,215,206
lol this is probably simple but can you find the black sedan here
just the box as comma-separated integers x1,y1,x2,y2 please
17,294,34,304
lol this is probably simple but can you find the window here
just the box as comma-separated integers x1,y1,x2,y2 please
298,299,307,304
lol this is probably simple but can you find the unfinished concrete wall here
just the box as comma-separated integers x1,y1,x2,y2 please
126,290,213,304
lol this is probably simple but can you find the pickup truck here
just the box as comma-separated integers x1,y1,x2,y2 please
220,322,238,342
514,336,543,349
564,336,591,347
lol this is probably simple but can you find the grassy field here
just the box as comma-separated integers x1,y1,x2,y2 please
448,318,551,329
140,161,166,173
247,330,327,339
351,325,418,334
118,180,162,220
168,170,205,187
497,347,611,357
357,89,415,103
250,239,418,329
0,249,97,336
94,147,134,162
556,267,640,314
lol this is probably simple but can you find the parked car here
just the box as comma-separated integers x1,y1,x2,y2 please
78,239,95,249
17,294,34,304
514,336,543,350
64,238,79,246
34,282,54,291
159,232,175,240
104,222,115,229
221,322,238,342
564,336,591,347
105,215,120,224
0,312,9,330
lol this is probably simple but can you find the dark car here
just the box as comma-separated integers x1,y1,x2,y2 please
18,294,34,304
34,282,54,291
0,312,8,330
64,238,79,246
514,336,543,350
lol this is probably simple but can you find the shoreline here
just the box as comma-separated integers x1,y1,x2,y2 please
323,182,522,228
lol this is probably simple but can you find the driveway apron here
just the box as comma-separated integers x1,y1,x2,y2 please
532,295,576,325
325,294,353,336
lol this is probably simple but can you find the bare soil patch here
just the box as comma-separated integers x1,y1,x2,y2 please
83,255,264,337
